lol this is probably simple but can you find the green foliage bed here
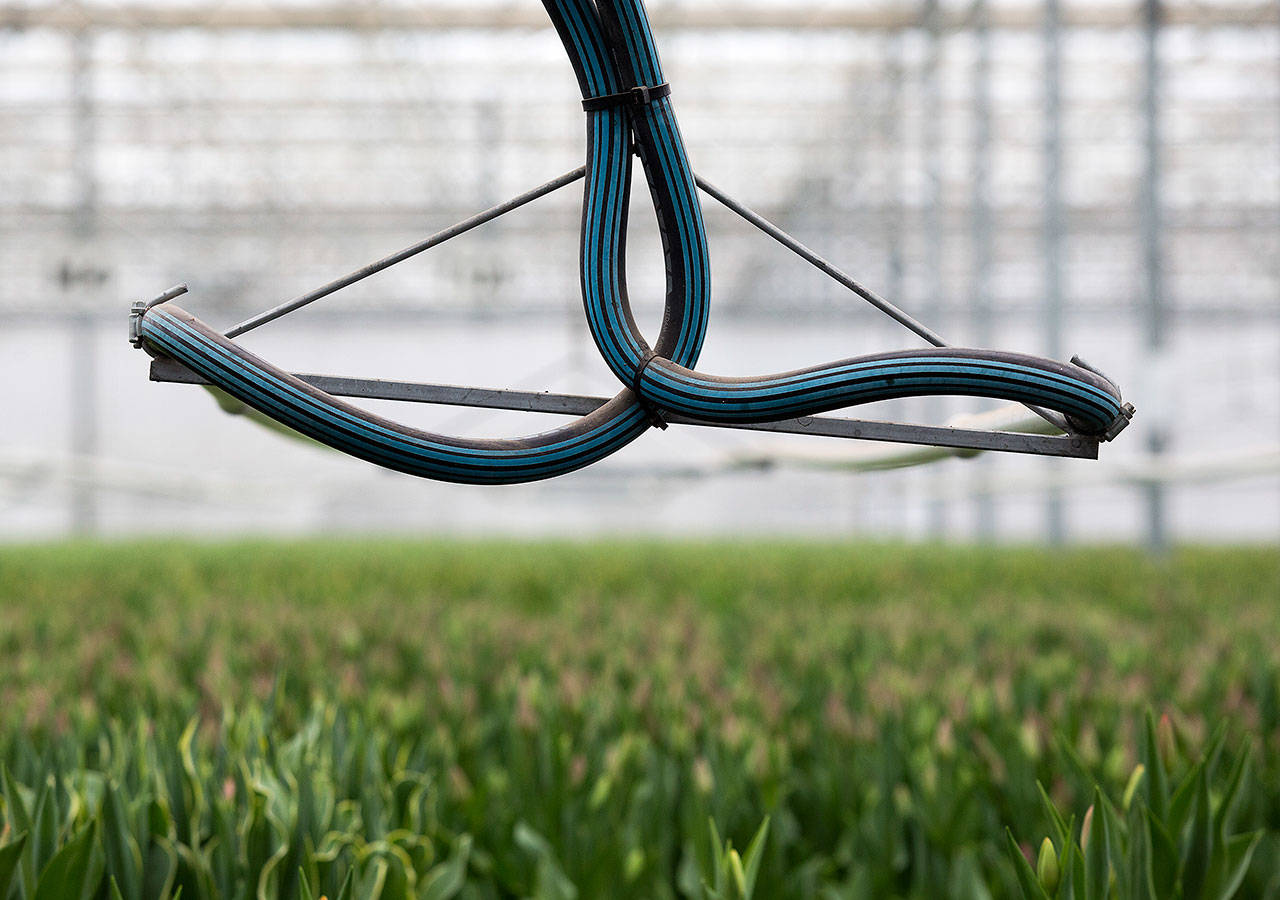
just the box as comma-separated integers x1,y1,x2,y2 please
0,541,1277,898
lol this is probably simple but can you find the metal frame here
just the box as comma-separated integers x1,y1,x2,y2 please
140,155,1132,464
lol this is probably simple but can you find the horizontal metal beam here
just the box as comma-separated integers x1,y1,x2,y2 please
149,357,1099,459
3,1,1271,32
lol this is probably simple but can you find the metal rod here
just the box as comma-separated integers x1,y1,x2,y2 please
149,358,1099,459
10,3,1266,34
224,166,587,338
694,173,1075,434
146,283,189,309
695,174,949,348
69,26,98,535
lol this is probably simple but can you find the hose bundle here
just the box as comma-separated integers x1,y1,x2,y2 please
133,0,1127,484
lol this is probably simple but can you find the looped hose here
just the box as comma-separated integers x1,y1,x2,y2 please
575,0,1126,437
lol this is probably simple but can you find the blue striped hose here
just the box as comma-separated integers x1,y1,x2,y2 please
581,0,1126,437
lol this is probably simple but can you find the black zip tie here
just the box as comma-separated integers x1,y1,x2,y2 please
630,350,668,430
582,83,671,112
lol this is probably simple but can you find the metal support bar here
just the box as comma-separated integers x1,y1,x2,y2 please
149,357,1100,460
224,166,586,338
69,26,98,535
921,0,948,537
7,2,1268,33
970,0,996,538
1141,0,1168,553
1044,0,1067,544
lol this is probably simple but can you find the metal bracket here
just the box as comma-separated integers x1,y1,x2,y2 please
1069,355,1135,441
128,301,147,348
1102,402,1137,442
148,356,1101,460
130,284,190,347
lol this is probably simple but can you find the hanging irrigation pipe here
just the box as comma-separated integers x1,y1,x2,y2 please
223,165,587,339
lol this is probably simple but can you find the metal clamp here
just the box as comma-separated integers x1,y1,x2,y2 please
128,301,147,347
128,283,189,347
1071,355,1135,441
1102,403,1137,442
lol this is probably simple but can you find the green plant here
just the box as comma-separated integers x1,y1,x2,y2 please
1009,713,1264,900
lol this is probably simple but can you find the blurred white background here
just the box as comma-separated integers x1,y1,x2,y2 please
1,0,1276,545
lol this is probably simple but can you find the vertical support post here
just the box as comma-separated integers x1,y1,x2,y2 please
69,311,99,532
69,25,99,535
884,30,906,316
473,99,505,312
921,0,948,538
1141,0,1168,553
882,24,907,527
1043,0,1067,544
969,0,996,539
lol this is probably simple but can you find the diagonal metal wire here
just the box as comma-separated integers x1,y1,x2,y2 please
694,174,948,348
693,175,1074,433
223,166,587,339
